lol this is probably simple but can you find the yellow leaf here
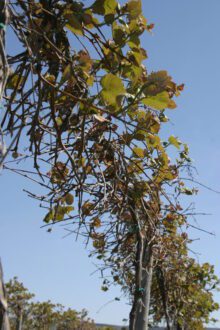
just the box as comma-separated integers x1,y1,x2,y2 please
65,193,74,205
78,50,93,72
91,217,101,228
168,135,181,149
146,134,161,149
55,117,62,127
133,147,145,158
82,201,94,215
142,91,175,110
101,73,125,106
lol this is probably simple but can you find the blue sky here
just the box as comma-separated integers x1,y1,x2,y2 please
1,0,220,326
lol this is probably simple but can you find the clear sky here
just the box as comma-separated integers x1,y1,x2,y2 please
1,0,220,326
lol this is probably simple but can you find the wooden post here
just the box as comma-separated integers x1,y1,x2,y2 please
0,1,10,329
129,190,160,330
0,261,10,330
129,241,153,330
128,213,154,330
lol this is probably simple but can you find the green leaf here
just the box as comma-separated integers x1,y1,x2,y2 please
44,209,55,223
65,14,83,35
92,0,117,15
101,73,125,106
127,35,140,49
7,74,24,90
82,10,99,29
134,130,147,141
55,117,63,127
128,47,147,66
149,116,160,134
142,91,176,110
56,206,74,221
61,64,72,84
44,205,74,223
127,0,142,19
112,23,126,46
133,147,145,158
101,286,109,292
168,135,181,149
